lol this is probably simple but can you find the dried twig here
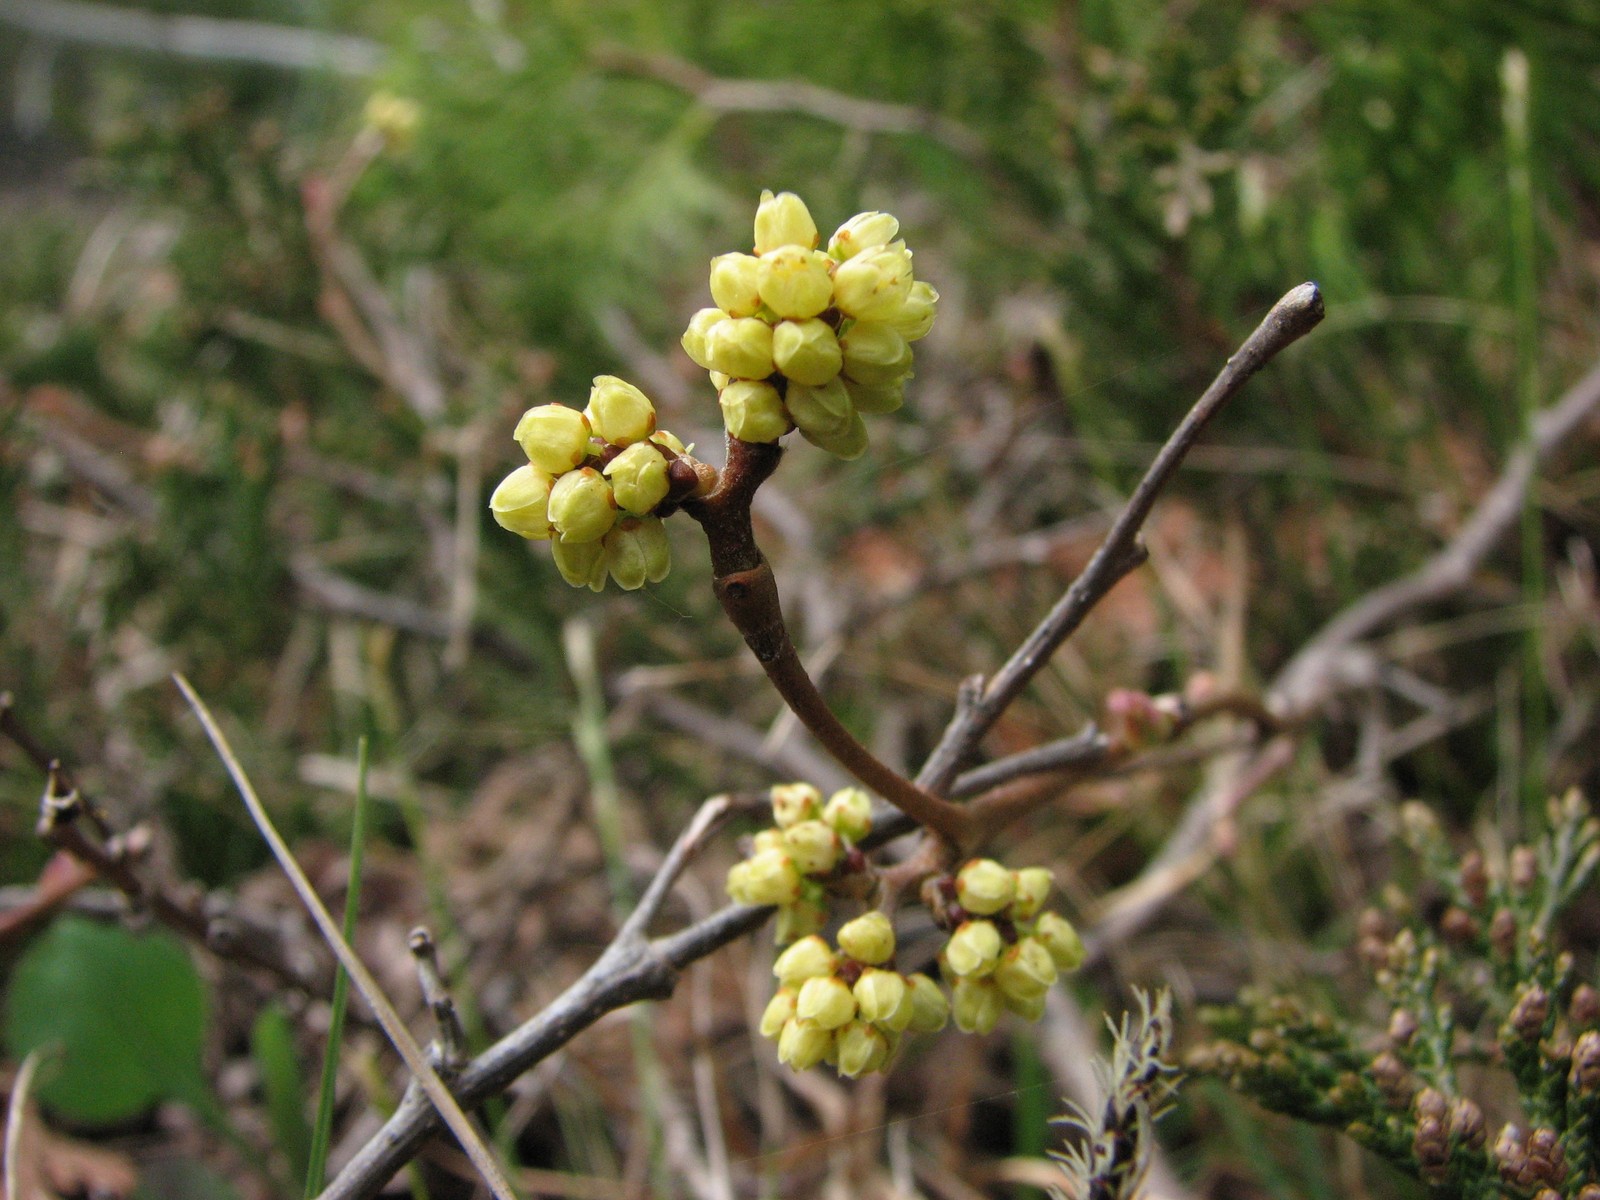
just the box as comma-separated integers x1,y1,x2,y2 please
1271,355,1600,716
590,44,986,161
917,283,1325,797
0,0,381,74
2,695,331,999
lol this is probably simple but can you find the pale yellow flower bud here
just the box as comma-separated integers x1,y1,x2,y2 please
784,378,854,439
1001,989,1046,1021
680,307,728,370
828,211,899,261
650,428,689,456
955,858,1017,917
602,517,671,590
772,318,844,387
514,404,593,475
853,969,908,1026
704,316,776,380
773,934,836,987
754,189,819,254
776,1017,833,1070
546,467,617,544
837,910,896,965
782,819,842,875
719,379,793,444
835,1020,890,1077
770,782,823,828
905,973,949,1033
797,975,857,1030
951,976,1003,1035
993,936,1058,1002
550,537,608,592
489,464,554,540
730,847,803,906
944,920,1002,977
603,442,670,515
758,247,834,320
760,988,798,1040
842,378,905,415
774,890,829,945
363,91,420,151
832,245,913,320
708,252,767,318
840,321,913,386
583,375,656,446
752,828,786,855
1034,911,1086,972
1010,868,1054,921
886,280,938,342
799,410,868,460
821,787,873,843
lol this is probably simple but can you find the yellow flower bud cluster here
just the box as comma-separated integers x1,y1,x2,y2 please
490,376,696,591
938,859,1085,1035
681,190,938,459
725,783,874,945
760,918,949,1078
733,784,1085,1078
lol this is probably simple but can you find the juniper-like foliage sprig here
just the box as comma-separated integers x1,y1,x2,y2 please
1191,789,1600,1199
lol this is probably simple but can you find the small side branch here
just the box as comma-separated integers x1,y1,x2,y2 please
917,283,1325,795
1272,354,1600,716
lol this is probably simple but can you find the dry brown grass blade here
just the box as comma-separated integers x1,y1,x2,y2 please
4,1050,52,1200
173,674,521,1200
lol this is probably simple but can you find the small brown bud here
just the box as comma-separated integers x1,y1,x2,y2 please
1509,985,1550,1042
1413,1115,1451,1182
1526,1127,1564,1185
1489,908,1518,959
1510,845,1538,893
1412,1086,1448,1121
1388,1009,1420,1047
1574,1031,1600,1092
1369,1051,1413,1106
1459,849,1489,907
1438,905,1479,945
1448,1096,1486,1149
1571,984,1600,1029
1356,907,1389,941
1494,1123,1527,1181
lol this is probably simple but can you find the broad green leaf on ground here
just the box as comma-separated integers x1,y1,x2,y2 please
2,915,208,1127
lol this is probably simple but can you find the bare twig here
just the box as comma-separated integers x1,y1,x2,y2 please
0,0,381,74
917,283,1325,796
1271,355,1600,716
15,741,330,997
590,44,986,161
409,928,470,1074
177,675,521,1200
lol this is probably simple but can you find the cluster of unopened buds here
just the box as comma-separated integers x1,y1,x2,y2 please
489,376,707,590
490,190,936,588
682,190,938,459
728,782,1086,1077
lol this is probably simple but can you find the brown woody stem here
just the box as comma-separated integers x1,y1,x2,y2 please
684,438,970,845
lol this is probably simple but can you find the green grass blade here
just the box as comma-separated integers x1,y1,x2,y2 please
304,734,372,1198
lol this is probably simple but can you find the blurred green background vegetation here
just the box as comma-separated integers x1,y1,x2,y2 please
2,0,1598,1195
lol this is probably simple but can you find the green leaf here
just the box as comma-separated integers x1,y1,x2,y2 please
2,915,208,1127
251,1003,312,1183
